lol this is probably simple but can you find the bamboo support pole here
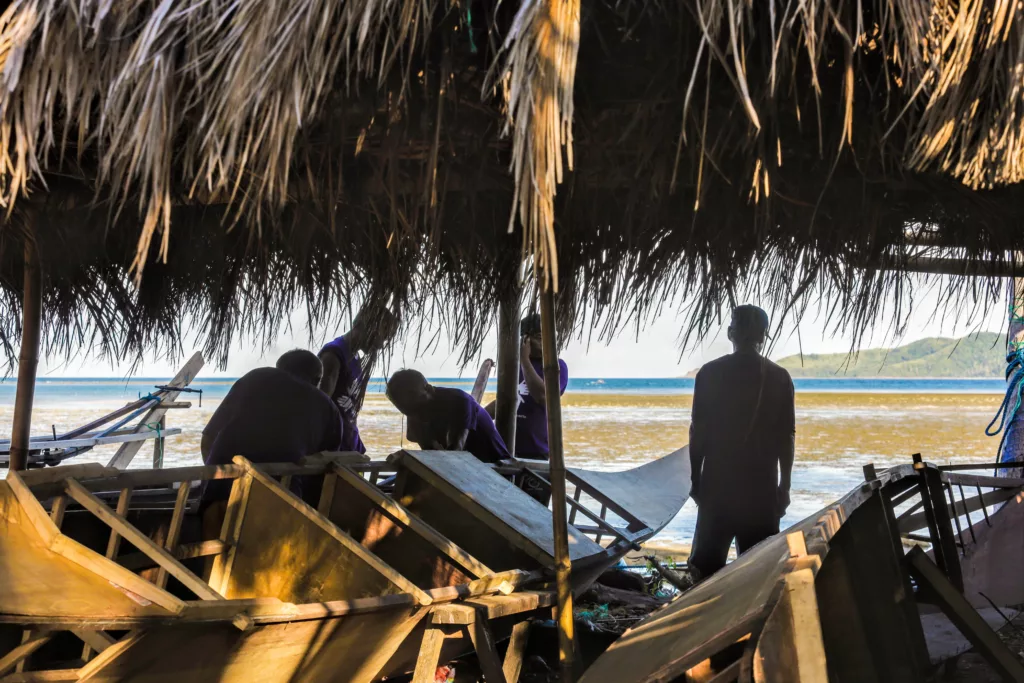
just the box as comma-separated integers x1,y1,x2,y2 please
496,281,522,452
9,232,42,473
540,285,574,682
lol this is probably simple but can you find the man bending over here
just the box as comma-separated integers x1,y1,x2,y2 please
386,369,510,463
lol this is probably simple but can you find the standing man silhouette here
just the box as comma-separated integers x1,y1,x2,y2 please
688,305,795,579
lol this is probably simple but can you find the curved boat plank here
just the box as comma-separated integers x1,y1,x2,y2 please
568,446,691,536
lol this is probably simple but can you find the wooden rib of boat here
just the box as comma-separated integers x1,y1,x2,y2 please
0,447,689,681
578,459,1024,683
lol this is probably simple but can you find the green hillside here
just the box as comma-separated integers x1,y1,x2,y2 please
774,333,1006,378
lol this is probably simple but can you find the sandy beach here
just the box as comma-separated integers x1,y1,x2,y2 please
0,388,1002,549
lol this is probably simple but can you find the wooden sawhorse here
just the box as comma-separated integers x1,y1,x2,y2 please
412,591,555,683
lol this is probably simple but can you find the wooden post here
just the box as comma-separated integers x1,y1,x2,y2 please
152,415,166,469
539,285,574,682
496,281,522,452
9,232,42,473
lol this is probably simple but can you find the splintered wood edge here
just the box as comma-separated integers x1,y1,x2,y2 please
231,456,434,606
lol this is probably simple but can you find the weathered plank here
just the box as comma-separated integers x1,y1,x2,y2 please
64,479,222,601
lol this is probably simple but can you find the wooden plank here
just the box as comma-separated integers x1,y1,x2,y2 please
10,428,183,453
941,472,1024,489
48,495,67,528
76,631,145,681
107,351,204,469
49,534,185,613
27,464,241,500
752,569,827,682
72,630,116,653
232,458,432,605
156,481,191,589
412,627,447,683
899,487,1016,534
5,470,60,545
19,465,119,487
64,478,223,601
104,488,133,560
395,451,603,564
908,547,1024,682
119,540,227,572
333,464,495,579
2,670,81,682
0,633,50,677
469,618,508,683
209,473,253,595
503,620,530,683
317,471,337,516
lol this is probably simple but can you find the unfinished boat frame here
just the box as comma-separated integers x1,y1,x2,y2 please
0,447,688,681
579,457,1024,682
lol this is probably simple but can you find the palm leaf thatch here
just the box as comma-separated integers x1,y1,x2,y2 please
0,0,1023,369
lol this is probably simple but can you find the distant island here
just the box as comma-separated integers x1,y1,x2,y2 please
777,333,1005,378
688,333,1007,378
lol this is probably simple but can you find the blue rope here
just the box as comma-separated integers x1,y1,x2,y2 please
986,344,1024,463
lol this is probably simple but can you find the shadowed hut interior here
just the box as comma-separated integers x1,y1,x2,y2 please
0,1,1023,368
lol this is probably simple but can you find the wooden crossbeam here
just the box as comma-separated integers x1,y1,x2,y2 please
523,470,633,543
119,540,227,572
332,464,495,579
907,547,1024,682
104,488,133,560
899,487,1016,534
72,630,116,654
64,479,222,601
156,481,191,589
0,632,50,677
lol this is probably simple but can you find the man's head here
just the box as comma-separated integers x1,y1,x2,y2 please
520,313,543,359
727,305,770,353
351,304,400,352
386,369,433,415
276,349,324,386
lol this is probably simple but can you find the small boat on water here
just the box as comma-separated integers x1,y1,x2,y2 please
0,447,688,681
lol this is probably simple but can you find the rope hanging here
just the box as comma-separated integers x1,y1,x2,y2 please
986,302,1024,462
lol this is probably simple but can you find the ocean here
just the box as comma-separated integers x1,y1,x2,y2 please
0,376,1009,550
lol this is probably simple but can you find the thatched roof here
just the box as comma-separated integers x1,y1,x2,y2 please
0,0,1022,368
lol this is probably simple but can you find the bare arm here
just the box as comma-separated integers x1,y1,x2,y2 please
688,373,705,504
520,339,547,406
448,428,470,451
319,353,341,397
200,431,215,463
777,378,796,516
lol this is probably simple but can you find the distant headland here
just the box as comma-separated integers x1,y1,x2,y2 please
687,332,1006,379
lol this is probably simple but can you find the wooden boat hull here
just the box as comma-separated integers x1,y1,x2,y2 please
76,607,427,683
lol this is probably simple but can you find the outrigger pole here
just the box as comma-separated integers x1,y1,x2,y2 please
540,283,575,682
9,224,42,473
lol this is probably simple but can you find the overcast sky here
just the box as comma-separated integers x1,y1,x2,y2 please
31,275,1009,379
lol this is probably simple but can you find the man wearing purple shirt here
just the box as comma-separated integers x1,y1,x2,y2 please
319,305,399,454
386,369,510,463
485,314,568,502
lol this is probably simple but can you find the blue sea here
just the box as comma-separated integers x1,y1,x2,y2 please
0,376,1007,404
0,376,1009,550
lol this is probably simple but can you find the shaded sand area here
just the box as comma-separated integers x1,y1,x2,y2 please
0,390,1002,548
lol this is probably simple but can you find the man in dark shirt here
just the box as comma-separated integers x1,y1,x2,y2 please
318,304,400,454
386,369,510,463
688,305,795,579
201,350,344,506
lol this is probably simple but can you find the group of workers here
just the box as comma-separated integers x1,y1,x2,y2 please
198,309,567,498
199,302,794,581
